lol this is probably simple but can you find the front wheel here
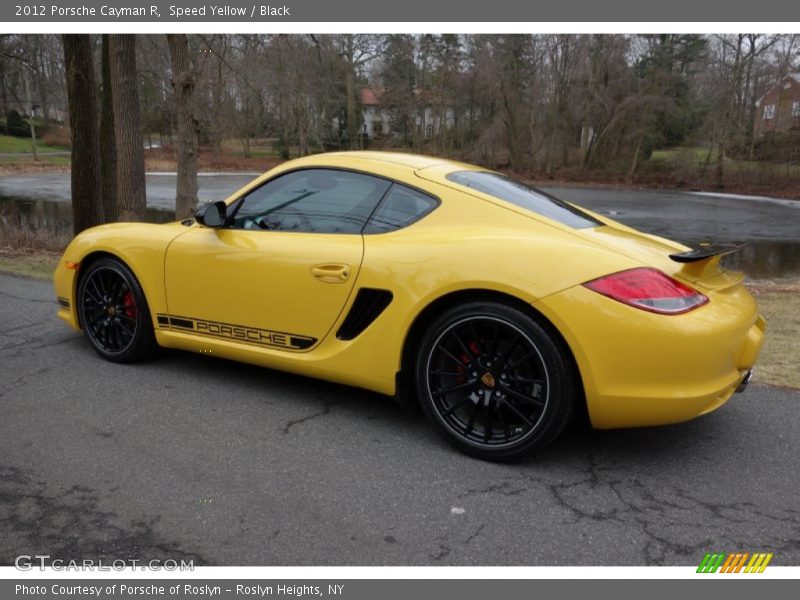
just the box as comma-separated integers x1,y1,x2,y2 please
77,257,157,363
415,302,577,461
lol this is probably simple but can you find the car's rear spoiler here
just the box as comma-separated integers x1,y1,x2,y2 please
669,242,748,263
669,242,748,280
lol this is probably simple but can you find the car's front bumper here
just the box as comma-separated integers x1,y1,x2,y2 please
53,258,80,331
534,282,765,429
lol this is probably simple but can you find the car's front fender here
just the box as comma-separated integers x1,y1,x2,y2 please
53,222,189,330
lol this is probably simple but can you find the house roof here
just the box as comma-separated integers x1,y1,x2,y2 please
756,73,800,106
359,87,383,106
359,85,456,107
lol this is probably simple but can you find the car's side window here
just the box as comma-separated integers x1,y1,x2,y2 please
230,169,391,234
363,184,438,234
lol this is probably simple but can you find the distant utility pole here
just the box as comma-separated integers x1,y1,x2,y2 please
23,75,38,161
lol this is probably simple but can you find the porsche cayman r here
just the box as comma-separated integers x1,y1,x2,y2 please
54,152,765,460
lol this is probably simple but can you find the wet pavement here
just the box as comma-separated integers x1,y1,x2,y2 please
545,185,800,244
2,173,799,279
0,172,257,209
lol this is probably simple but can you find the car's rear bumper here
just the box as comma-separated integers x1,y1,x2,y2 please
534,283,765,429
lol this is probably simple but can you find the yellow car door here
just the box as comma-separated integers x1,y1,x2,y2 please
163,168,392,351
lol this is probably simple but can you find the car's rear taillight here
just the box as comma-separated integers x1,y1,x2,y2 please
583,268,708,315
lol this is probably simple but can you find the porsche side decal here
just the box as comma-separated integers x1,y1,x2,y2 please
156,314,316,350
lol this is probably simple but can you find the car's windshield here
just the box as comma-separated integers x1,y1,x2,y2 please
445,170,601,229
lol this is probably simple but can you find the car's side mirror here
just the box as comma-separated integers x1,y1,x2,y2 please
195,201,227,228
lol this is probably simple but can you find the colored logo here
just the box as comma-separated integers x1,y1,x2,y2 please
697,552,773,573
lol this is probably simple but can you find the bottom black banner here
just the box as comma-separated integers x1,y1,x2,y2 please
1,579,793,600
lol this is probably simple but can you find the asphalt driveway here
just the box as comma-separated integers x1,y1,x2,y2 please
1,273,798,566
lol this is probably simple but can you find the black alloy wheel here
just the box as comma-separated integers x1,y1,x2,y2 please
416,302,577,461
77,257,156,362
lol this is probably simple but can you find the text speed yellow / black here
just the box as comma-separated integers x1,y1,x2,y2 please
54,152,765,460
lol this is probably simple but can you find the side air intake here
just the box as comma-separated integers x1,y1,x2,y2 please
336,288,393,341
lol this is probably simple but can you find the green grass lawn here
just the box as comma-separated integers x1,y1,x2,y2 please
648,146,800,178
232,148,282,158
747,281,800,389
0,254,58,279
650,146,712,162
0,133,69,154
0,153,71,167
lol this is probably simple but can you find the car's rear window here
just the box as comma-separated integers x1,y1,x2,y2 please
445,171,601,229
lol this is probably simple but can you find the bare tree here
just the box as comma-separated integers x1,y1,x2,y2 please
61,34,103,233
109,34,146,221
338,35,383,149
99,34,117,222
7,33,800,201
167,34,199,220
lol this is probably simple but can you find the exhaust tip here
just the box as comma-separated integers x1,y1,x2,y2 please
736,369,754,393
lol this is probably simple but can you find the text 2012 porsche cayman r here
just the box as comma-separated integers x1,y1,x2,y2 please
53,151,765,460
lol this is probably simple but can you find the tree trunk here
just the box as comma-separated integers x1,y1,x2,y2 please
346,67,357,149
715,140,725,188
345,36,358,150
502,92,521,171
109,35,146,221
100,34,118,222
167,34,199,221
212,56,224,158
61,34,104,234
628,133,644,182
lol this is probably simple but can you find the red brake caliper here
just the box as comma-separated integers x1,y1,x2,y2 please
122,290,137,318
456,340,481,383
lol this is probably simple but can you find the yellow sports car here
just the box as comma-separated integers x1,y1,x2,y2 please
53,151,765,460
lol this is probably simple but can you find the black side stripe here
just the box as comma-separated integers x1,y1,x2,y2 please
155,313,317,351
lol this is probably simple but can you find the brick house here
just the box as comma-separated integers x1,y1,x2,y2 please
753,73,800,137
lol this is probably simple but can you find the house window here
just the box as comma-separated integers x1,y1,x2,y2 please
763,104,776,120
793,101,800,118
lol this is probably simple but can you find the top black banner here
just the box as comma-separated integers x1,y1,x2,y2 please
4,0,800,22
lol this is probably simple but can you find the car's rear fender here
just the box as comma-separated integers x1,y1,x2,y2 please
533,280,763,429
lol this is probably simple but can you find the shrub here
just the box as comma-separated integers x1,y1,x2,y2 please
734,129,800,163
40,126,71,148
5,109,31,137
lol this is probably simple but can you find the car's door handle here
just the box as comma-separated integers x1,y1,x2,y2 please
310,263,351,283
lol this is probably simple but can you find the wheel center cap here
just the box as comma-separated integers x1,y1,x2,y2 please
107,306,116,317
480,372,495,388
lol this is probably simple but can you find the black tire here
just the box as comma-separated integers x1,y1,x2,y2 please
415,301,577,461
77,257,157,363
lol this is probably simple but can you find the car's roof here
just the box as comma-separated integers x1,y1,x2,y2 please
306,151,480,173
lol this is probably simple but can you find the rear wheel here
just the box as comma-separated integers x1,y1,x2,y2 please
415,302,577,461
77,257,157,363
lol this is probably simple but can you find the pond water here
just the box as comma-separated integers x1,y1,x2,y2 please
2,195,799,280
0,195,176,235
